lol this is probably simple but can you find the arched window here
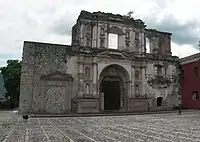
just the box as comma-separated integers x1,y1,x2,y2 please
157,97,163,107
85,84,90,94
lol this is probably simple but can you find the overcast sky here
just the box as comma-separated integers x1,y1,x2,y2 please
1,0,200,67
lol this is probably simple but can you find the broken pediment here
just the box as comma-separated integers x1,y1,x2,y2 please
40,72,73,81
147,76,171,89
97,50,133,58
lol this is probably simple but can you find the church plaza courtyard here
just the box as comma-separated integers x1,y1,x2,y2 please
1,111,200,142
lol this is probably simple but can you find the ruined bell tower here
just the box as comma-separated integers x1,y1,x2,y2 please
71,10,149,53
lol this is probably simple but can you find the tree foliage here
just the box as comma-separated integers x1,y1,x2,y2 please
0,60,22,108
0,73,7,98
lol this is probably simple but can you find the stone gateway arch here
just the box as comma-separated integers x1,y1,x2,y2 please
99,64,130,112
19,10,181,115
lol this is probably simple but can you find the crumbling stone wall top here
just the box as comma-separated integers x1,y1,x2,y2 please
78,10,146,28
145,29,172,36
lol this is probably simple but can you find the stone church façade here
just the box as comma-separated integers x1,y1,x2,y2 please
19,10,181,114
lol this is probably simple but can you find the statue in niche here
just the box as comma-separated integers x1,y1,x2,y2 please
136,84,139,94
100,28,105,36
100,38,105,48
86,38,90,46
135,32,139,41
85,84,90,94
125,31,130,39
126,42,129,48
85,67,90,78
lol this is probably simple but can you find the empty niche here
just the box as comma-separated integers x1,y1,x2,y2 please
135,70,139,80
85,67,90,78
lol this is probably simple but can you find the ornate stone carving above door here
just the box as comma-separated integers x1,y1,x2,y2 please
40,71,73,81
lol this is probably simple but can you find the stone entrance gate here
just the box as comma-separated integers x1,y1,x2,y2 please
99,64,130,112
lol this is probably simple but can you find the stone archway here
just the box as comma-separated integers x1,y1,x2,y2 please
99,64,130,112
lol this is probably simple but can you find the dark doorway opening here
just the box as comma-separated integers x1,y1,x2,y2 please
157,97,163,107
102,80,120,110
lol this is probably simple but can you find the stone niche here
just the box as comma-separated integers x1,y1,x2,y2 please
40,71,74,114
128,98,148,112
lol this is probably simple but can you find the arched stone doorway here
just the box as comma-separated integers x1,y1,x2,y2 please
99,64,130,112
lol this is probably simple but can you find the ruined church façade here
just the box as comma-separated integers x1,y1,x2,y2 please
19,10,181,114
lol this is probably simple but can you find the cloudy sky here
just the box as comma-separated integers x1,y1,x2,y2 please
1,0,200,67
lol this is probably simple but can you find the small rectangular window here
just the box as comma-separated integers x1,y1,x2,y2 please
194,67,198,77
192,91,199,100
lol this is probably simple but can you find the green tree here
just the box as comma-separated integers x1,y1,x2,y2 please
0,60,22,108
0,73,7,98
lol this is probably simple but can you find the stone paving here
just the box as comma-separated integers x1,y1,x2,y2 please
1,111,200,142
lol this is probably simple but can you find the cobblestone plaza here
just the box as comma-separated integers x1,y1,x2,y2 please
1,111,200,142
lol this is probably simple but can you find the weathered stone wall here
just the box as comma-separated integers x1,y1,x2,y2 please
145,60,181,110
145,29,172,56
19,41,78,114
19,10,181,114
74,20,146,53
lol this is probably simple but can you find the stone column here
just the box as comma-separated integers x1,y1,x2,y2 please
141,67,146,96
78,57,84,97
100,92,104,111
92,58,98,96
125,81,131,110
131,65,134,98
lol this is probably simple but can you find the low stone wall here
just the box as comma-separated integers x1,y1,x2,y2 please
128,98,148,112
76,97,100,113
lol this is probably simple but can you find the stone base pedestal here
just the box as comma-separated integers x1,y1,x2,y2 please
76,97,100,113
128,98,148,112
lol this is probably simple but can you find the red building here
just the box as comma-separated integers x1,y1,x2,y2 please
180,53,200,109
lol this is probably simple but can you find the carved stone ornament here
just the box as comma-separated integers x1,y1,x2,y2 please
40,71,73,81
99,38,105,48
135,32,139,41
125,31,130,39
126,42,130,48
100,27,105,36
147,76,171,89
